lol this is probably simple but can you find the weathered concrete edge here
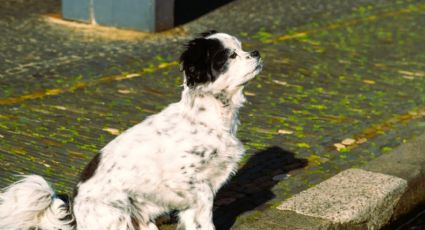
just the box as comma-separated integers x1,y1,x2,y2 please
233,132,425,230
277,168,407,229
363,132,425,228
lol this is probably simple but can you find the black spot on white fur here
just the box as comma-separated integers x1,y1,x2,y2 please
79,153,101,183
214,91,230,106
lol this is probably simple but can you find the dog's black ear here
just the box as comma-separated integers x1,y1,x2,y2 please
180,37,224,88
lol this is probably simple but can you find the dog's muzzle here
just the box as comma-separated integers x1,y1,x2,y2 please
250,50,263,70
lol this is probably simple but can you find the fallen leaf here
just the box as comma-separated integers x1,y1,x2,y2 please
356,137,368,144
52,105,67,110
334,143,346,151
373,63,386,68
244,91,256,96
402,75,415,80
118,89,132,94
398,70,425,77
14,148,27,155
68,150,84,157
297,143,310,148
273,80,288,86
408,111,418,116
124,73,141,80
341,138,356,146
102,127,120,136
46,88,63,95
158,62,173,68
363,80,375,85
278,129,294,135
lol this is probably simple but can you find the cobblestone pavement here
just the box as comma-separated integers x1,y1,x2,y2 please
0,0,425,229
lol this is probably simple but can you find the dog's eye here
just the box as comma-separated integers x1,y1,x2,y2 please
229,52,237,59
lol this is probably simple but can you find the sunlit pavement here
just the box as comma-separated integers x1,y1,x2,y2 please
0,0,424,229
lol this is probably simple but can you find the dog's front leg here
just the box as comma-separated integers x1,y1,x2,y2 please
177,185,215,230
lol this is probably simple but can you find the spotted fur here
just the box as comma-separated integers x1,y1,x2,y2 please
0,32,262,230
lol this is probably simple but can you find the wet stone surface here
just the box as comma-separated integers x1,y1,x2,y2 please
1,0,425,229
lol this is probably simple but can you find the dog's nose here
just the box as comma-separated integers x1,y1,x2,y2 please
250,50,260,58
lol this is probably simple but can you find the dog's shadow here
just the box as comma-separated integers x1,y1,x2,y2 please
157,146,307,229
212,146,307,230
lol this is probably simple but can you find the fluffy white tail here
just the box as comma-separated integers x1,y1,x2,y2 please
0,175,75,230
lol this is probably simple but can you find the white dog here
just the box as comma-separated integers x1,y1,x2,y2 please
0,31,262,230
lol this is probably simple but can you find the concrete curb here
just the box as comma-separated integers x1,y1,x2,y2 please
277,169,408,229
273,133,425,229
364,133,425,228
232,133,425,230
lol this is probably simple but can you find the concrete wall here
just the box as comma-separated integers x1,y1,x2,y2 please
61,0,174,32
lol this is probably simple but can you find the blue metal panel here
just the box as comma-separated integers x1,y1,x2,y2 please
61,0,91,23
93,0,155,31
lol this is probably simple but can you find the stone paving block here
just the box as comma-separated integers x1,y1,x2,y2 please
277,169,408,229
232,209,334,230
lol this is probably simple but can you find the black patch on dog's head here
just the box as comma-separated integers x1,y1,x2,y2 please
180,32,230,88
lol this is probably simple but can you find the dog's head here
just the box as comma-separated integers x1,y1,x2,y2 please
180,31,262,91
